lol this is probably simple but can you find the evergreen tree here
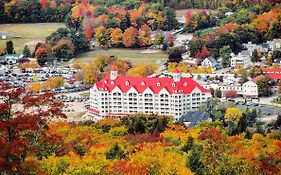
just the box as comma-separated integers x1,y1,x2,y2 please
181,136,194,153
244,129,252,139
251,49,259,62
5,41,14,54
187,145,204,175
256,77,270,97
22,45,31,58
220,46,231,68
105,143,126,160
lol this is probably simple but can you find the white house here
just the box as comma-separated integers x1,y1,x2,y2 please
201,57,220,70
231,50,251,69
87,68,212,121
242,81,258,97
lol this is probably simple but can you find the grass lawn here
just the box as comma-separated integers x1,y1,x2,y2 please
0,23,64,53
74,48,168,65
176,9,217,17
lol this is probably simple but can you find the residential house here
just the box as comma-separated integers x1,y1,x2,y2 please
231,50,251,69
201,57,220,70
242,81,259,98
177,111,211,127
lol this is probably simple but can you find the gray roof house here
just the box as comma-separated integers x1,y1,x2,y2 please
201,57,220,70
177,111,211,127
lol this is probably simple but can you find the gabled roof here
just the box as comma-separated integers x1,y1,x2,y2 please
251,75,266,83
95,76,209,94
178,111,211,127
204,57,218,64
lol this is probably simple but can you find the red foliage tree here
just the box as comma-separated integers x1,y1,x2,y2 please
166,33,175,47
0,83,65,173
224,90,238,99
123,27,139,47
195,47,211,64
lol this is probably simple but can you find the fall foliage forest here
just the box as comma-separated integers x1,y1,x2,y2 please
1,82,281,174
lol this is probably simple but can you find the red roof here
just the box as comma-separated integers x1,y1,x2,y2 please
251,75,265,83
262,68,281,80
262,68,281,73
95,76,209,94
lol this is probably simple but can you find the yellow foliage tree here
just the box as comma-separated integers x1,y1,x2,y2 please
225,108,242,124
18,61,40,69
26,82,43,93
44,77,64,89
127,63,158,77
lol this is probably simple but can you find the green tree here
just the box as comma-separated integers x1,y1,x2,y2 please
187,145,204,175
181,136,194,153
214,89,222,98
5,40,14,54
256,76,270,97
105,143,126,160
251,49,259,62
167,46,186,63
220,46,232,68
0,1,5,23
22,45,31,58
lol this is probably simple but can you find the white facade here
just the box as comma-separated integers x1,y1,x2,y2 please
88,70,211,120
242,81,258,97
231,51,251,69
203,83,243,95
201,57,219,70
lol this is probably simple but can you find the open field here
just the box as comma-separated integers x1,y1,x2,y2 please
176,9,217,17
0,23,64,53
74,48,168,64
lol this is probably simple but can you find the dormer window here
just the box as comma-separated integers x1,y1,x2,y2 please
104,80,107,84
126,81,130,85
183,82,187,86
157,82,161,86
172,83,175,87
141,81,146,86
111,81,114,85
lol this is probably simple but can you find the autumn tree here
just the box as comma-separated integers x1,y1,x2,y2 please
95,26,110,48
154,30,165,47
18,61,40,69
127,63,158,77
224,90,237,99
44,77,64,89
0,83,65,173
165,33,175,47
110,28,123,47
122,27,139,48
52,39,75,61
225,108,242,125
138,24,152,47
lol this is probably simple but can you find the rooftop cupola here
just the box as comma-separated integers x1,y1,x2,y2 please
110,66,118,80
173,68,181,82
